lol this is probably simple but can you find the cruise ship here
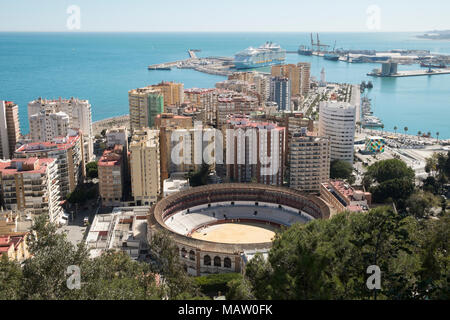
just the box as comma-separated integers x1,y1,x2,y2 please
234,42,286,69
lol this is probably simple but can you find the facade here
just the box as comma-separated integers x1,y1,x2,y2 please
225,116,285,186
364,136,386,153
129,87,164,131
106,127,128,149
98,145,125,207
298,62,311,96
0,233,30,262
0,158,62,223
14,129,85,199
28,97,94,163
318,101,356,163
272,64,300,97
253,73,271,102
151,81,184,108
163,173,190,197
270,77,291,111
154,113,193,130
130,129,160,206
29,110,69,143
321,180,371,214
0,101,21,160
184,88,216,126
289,129,331,193
86,206,150,260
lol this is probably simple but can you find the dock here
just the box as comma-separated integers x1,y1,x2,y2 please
368,68,450,78
148,49,235,76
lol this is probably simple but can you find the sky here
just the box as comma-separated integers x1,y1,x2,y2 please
0,0,449,32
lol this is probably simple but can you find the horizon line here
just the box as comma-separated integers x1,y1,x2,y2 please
0,30,429,33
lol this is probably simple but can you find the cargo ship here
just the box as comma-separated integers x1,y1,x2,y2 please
234,42,286,69
298,45,313,56
324,53,339,61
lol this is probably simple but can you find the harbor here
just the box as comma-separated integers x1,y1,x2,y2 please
368,67,450,78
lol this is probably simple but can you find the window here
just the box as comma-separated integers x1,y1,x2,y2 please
181,248,187,258
224,257,232,268
204,255,211,266
189,250,195,261
214,256,221,267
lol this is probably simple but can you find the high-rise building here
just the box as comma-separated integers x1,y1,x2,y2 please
29,109,70,142
184,88,216,126
98,145,125,207
129,87,164,131
0,158,62,223
253,73,271,102
14,129,85,199
151,81,184,108
154,113,193,129
130,129,160,206
289,129,331,193
272,64,300,97
270,77,291,111
0,101,21,160
318,101,356,163
28,97,94,163
297,62,311,96
225,116,285,186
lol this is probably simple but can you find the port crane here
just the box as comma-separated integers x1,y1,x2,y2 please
310,33,330,52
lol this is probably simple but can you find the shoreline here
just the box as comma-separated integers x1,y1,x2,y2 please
92,114,129,136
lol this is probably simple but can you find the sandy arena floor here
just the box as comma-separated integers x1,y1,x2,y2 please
190,222,278,244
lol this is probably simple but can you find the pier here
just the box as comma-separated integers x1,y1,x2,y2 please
368,68,450,78
148,50,235,76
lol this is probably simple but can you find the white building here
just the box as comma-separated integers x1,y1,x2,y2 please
318,101,356,163
28,98,94,163
29,110,70,142
163,173,190,197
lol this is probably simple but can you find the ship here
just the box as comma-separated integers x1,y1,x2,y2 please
234,42,286,69
420,62,447,68
324,53,339,61
298,45,313,56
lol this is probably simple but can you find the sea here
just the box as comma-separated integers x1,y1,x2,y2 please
0,32,449,138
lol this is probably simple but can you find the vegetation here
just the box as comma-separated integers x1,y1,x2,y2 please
194,273,241,297
239,208,450,300
363,159,415,207
187,163,210,187
86,161,98,179
0,215,201,300
330,159,354,183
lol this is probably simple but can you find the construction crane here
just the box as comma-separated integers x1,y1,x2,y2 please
310,33,330,52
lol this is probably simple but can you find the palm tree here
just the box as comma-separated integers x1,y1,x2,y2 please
418,131,422,141
404,126,408,137
381,124,384,135
394,126,398,134
436,132,440,143
427,131,431,138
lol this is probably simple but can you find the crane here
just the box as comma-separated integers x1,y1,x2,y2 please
310,33,330,53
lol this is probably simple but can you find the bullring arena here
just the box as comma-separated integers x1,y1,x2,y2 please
148,183,331,276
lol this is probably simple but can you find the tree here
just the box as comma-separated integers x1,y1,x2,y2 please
226,275,256,300
417,131,422,141
187,163,210,187
394,126,398,134
404,127,408,137
405,191,440,219
330,159,354,181
0,255,23,300
86,162,98,179
436,132,440,143
365,159,415,184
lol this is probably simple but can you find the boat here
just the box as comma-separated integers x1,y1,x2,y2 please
298,45,313,56
324,53,339,61
234,42,286,69
420,62,447,68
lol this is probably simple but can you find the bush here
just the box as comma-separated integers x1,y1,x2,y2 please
194,273,241,297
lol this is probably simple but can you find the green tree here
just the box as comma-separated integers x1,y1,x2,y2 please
405,191,439,219
187,163,210,187
0,255,23,300
330,159,354,181
226,274,256,300
86,161,98,179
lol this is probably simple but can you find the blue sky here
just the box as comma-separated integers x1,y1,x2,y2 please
1,0,449,32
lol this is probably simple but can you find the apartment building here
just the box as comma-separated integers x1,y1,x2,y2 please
270,77,291,111
289,129,331,193
128,87,164,131
98,145,124,207
130,129,160,206
225,116,285,186
14,129,85,199
28,97,94,163
29,109,69,142
0,158,62,223
318,101,356,164
151,81,184,108
0,101,21,160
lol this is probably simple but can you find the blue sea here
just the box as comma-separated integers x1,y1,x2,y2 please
0,32,449,138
